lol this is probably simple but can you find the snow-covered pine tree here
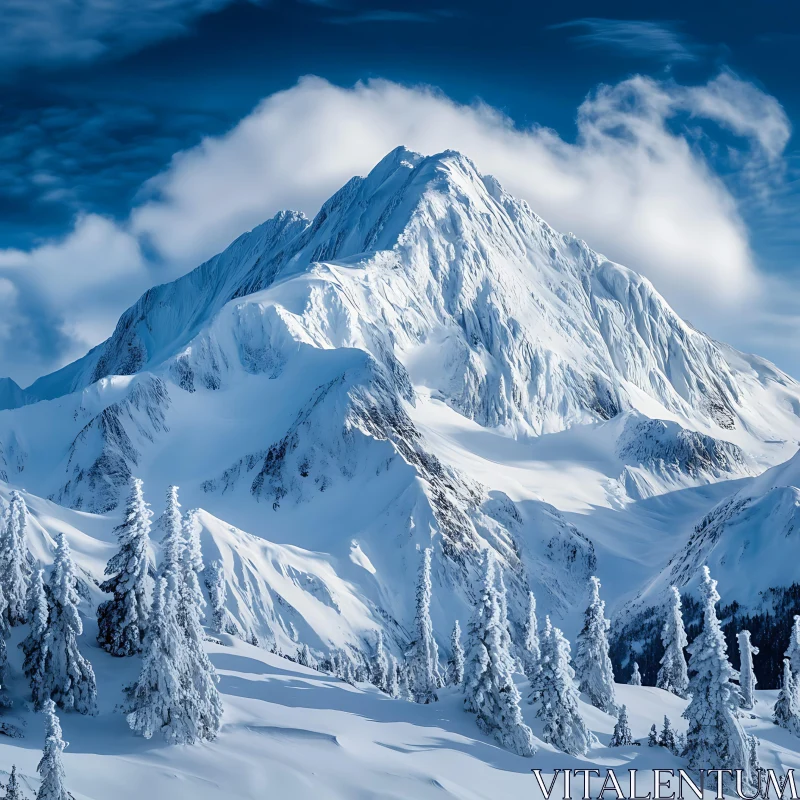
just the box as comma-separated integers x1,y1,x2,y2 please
629,661,642,686
609,704,634,747
683,567,750,785
387,655,399,698
0,586,8,685
297,643,317,670
774,659,800,736
371,630,389,693
657,586,689,698
738,630,759,711
97,477,154,657
446,620,465,686
786,616,800,702
42,533,97,715
179,509,204,623
496,568,516,671
575,576,617,713
343,650,358,684
5,765,23,800
204,559,237,636
407,548,441,703
324,651,337,677
464,552,498,715
355,660,369,683
648,724,658,746
521,591,541,685
0,490,31,626
126,576,195,743
398,662,412,701
177,507,222,742
159,485,184,581
20,567,48,709
36,700,68,800
659,715,678,754
536,616,595,756
462,552,536,756
748,735,762,787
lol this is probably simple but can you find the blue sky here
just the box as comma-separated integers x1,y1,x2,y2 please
0,0,798,384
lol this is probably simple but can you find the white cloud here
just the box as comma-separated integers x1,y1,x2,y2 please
0,0,248,69
0,214,150,382
0,214,144,297
132,73,786,316
1,72,795,383
682,71,790,160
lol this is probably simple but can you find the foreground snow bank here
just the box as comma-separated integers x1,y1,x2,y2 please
0,631,797,799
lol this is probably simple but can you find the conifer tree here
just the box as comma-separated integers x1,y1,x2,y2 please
522,591,541,684
737,630,759,711
387,655,399,698
496,568,515,670
629,661,642,686
748,735,762,787
575,576,617,713
205,559,236,636
128,487,221,744
786,616,800,701
609,704,634,747
177,506,222,741
36,700,68,800
371,630,389,693
20,568,48,709
160,486,184,579
42,534,97,715
355,660,369,683
0,586,8,686
648,724,658,746
536,617,595,756
297,643,317,670
341,651,355,685
463,552,536,756
126,577,195,743
659,715,678,754
398,662,412,701
657,586,690,698
5,765,23,800
774,659,800,736
0,491,31,626
683,567,750,786
97,477,154,656
408,548,441,703
179,509,204,624
446,620,464,686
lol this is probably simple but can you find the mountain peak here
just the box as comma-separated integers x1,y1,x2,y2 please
14,144,800,453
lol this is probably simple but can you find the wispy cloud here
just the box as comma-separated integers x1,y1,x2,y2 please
0,0,259,70
551,18,700,63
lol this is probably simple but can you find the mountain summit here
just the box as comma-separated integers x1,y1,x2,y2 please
18,147,800,441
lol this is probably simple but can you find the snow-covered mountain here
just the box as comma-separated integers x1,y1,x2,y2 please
4,144,800,797
2,145,800,656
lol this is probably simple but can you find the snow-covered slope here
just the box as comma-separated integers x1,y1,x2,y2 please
628,448,800,614
1,619,797,800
